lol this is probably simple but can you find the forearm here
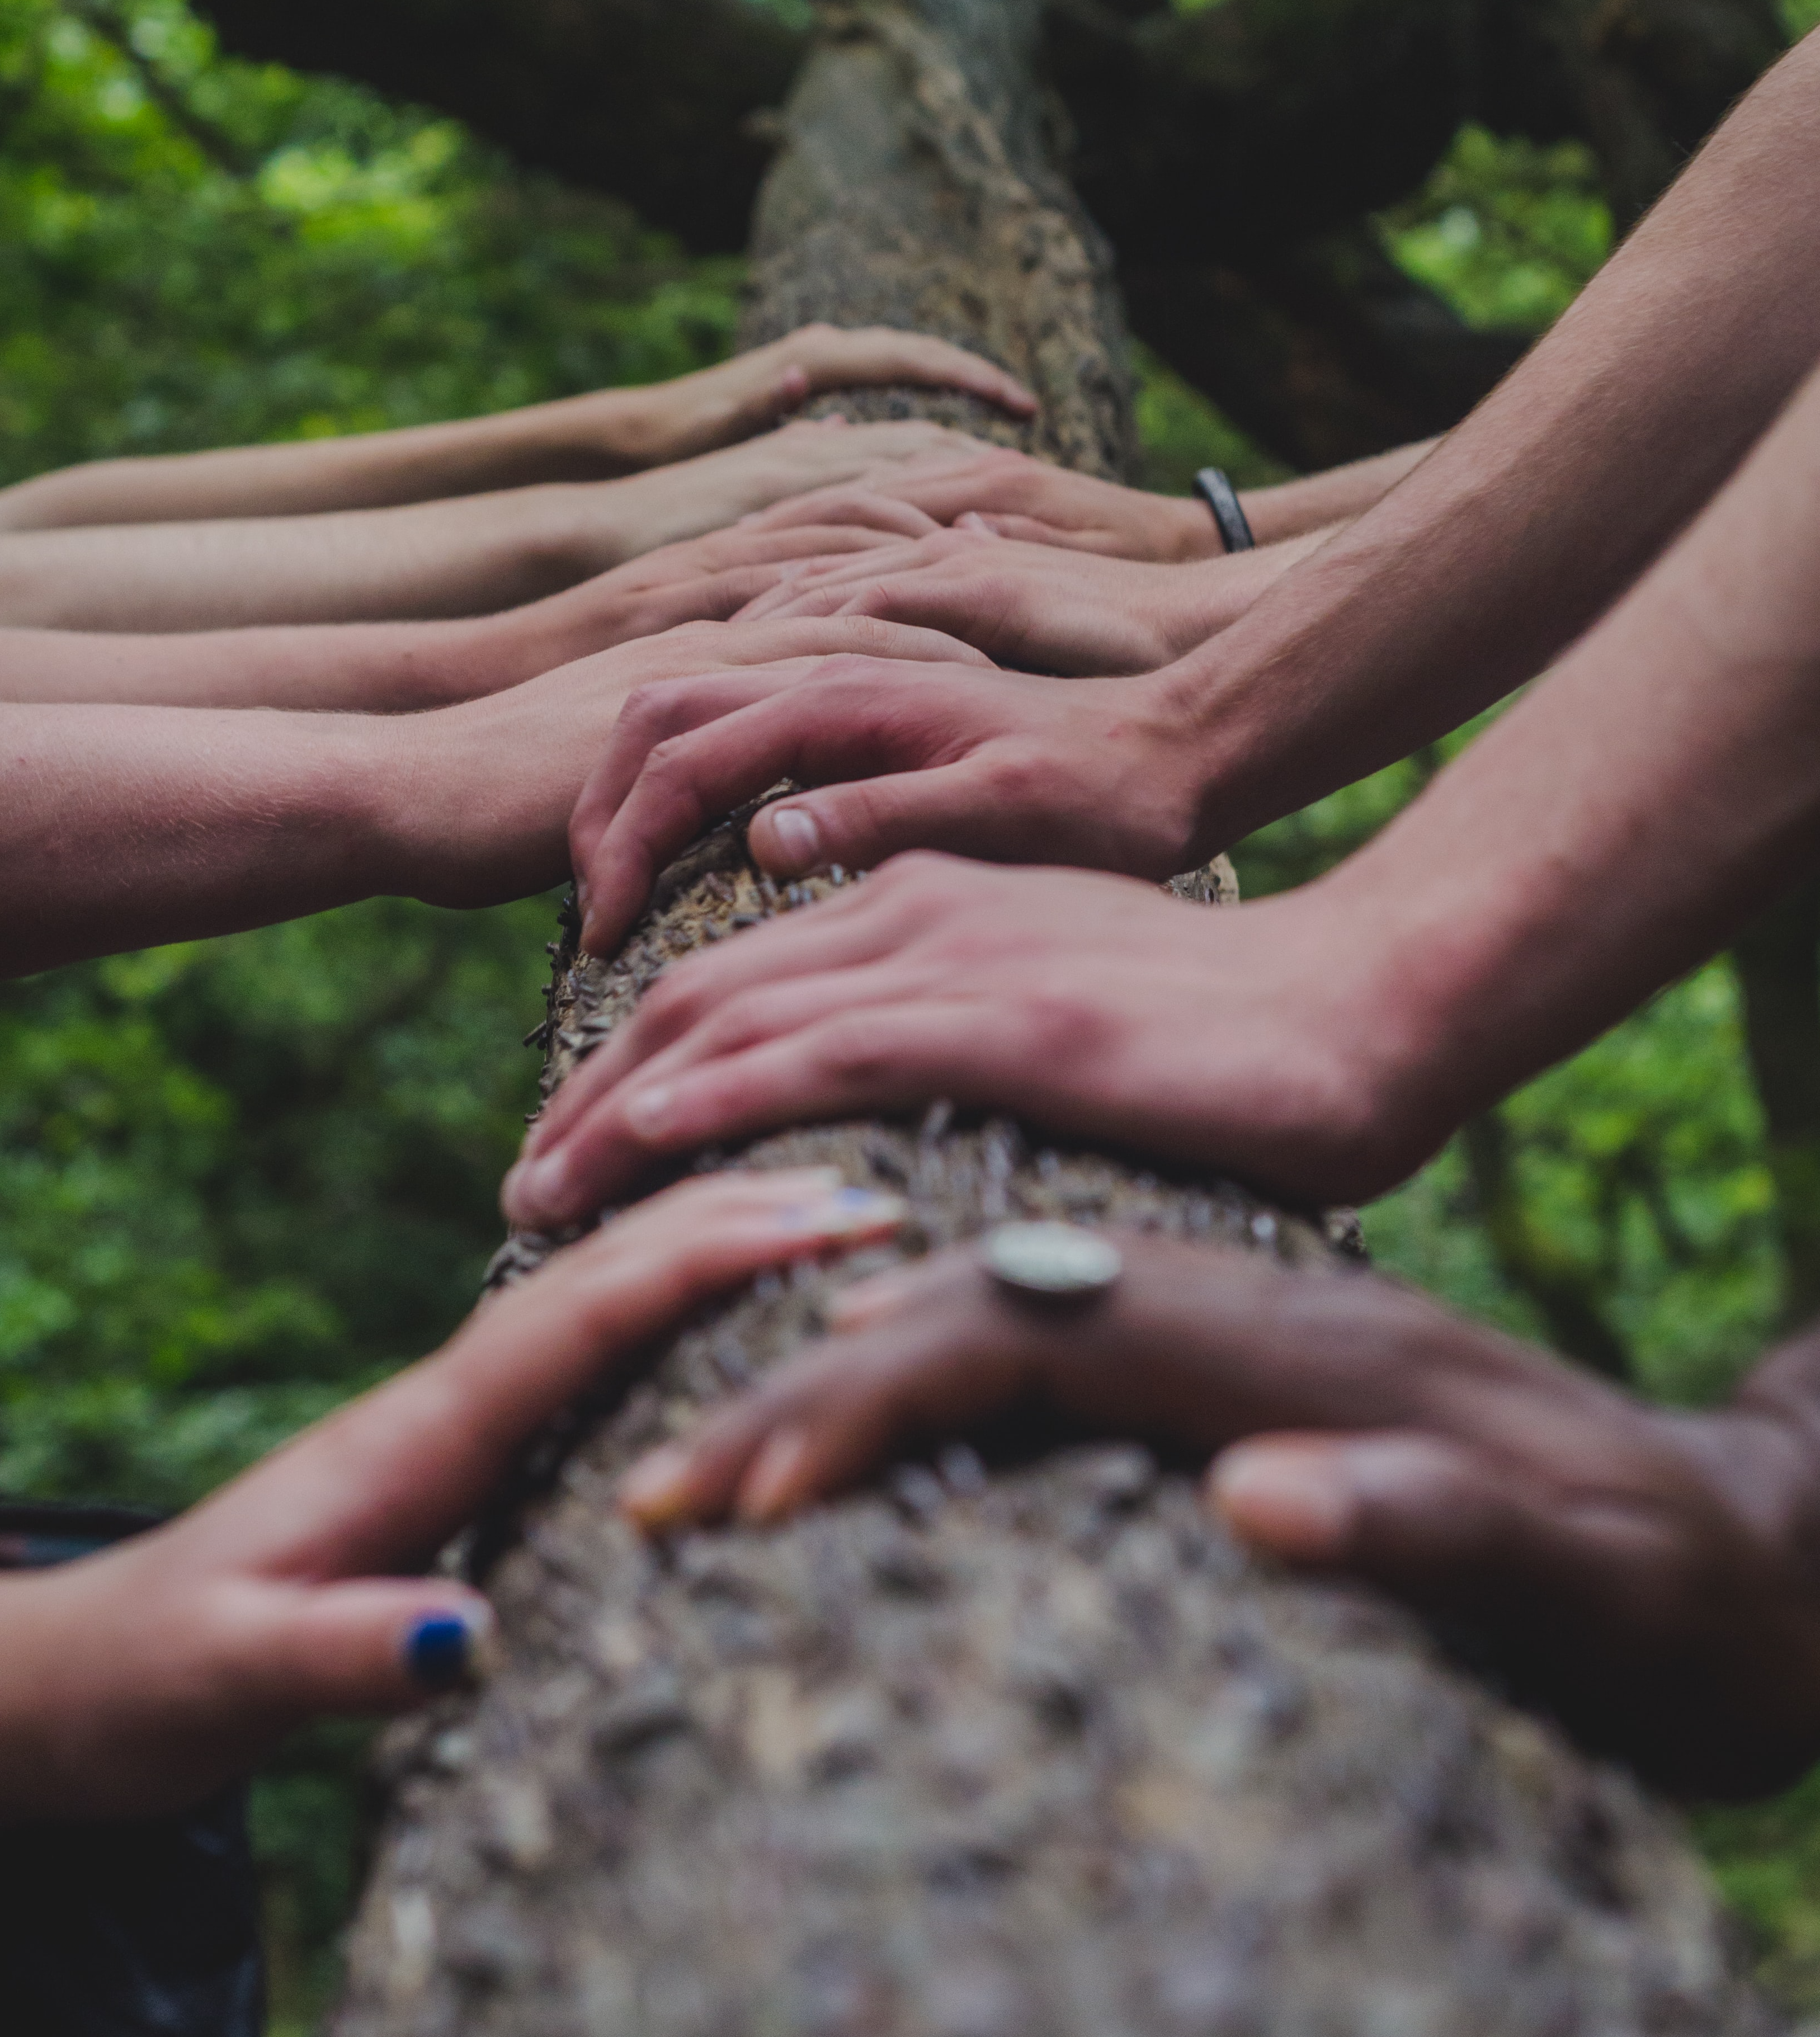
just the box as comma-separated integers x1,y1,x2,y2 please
1242,441,1439,546
1322,356,1820,1154
0,612,557,711
0,704,419,975
1181,34,1820,841
1161,524,1345,653
0,390,656,531
0,486,608,631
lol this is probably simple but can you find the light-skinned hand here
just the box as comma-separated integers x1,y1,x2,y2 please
388,617,994,913
736,448,1223,560
503,857,1432,1233
0,1168,905,1823
735,524,1320,673
623,325,1038,466
567,652,1213,961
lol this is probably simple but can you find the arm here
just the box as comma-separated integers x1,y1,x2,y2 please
744,436,1431,561
616,1234,1820,1798
0,421,989,633
0,325,1034,530
732,522,1339,674
561,29,1820,936
0,520,917,711
1239,438,1437,545
509,339,1820,1228
0,1170,903,1822
0,613,986,978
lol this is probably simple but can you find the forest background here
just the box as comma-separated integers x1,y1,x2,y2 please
2,0,1816,2027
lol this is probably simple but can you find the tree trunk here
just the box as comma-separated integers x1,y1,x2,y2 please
332,7,1774,2031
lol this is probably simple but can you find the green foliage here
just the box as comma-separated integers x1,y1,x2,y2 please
1134,342,1293,494
0,0,741,483
0,2,741,2023
2,0,1819,2026
1379,124,1612,331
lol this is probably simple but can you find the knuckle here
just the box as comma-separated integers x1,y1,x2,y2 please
642,732,711,792
618,682,685,738
812,1013,904,1087
973,745,1053,810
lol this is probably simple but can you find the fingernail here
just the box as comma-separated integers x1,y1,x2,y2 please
504,1148,571,1220
781,1187,906,1233
765,1166,846,1195
406,1608,492,1694
739,1428,811,1522
624,1083,674,1138
621,1444,696,1527
1209,1445,1355,1563
765,805,823,873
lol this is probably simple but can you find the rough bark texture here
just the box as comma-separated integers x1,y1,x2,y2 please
333,827,1769,2037
736,0,1135,477
332,6,1776,2030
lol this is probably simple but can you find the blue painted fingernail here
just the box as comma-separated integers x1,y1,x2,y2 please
407,1614,476,1693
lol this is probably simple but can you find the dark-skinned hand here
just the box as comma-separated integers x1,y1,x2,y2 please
621,1232,1820,1798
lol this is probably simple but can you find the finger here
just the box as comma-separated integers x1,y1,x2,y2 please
621,1283,1032,1528
224,1579,500,1721
738,535,971,619
543,844,1016,1163
742,490,947,541
735,580,855,625
189,1171,908,1577
703,615,992,671
573,664,983,958
826,1263,928,1330
1207,1431,1632,1605
800,328,1039,416
508,995,1032,1219
965,513,1125,554
569,668,803,927
746,754,1066,879
624,568,799,637
529,868,961,1170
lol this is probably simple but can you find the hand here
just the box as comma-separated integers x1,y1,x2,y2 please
620,324,1037,466
737,526,1289,673
595,420,1006,565
473,520,931,694
0,1168,906,1822
739,447,1222,561
567,653,1222,959
503,857,1434,1233
389,616,993,911
619,1232,1820,1796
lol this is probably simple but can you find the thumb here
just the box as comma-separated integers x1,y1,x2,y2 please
747,759,1041,878
232,1579,497,1721
1206,1431,1562,1597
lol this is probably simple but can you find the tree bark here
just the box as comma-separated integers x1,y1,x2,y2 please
331,7,1775,2031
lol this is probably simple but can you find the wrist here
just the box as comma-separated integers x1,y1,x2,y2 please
366,696,568,909
1161,492,1228,563
442,602,589,701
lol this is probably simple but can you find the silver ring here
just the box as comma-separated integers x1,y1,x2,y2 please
982,1222,1123,1302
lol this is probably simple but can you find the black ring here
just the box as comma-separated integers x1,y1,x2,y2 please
1194,467,1256,554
